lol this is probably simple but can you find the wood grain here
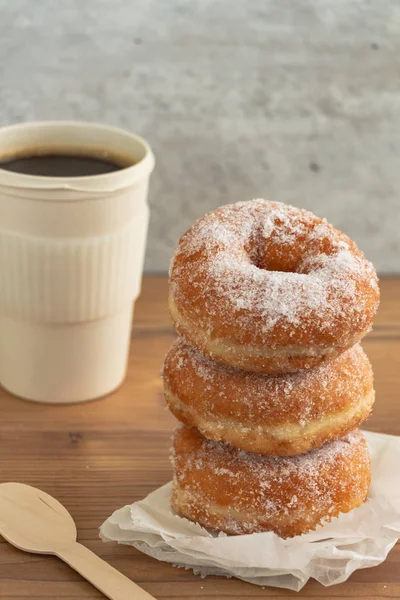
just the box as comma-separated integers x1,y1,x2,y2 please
0,275,399,599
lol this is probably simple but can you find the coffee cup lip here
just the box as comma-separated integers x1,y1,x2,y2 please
0,121,155,195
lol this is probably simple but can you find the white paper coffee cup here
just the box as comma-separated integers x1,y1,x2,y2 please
0,121,155,403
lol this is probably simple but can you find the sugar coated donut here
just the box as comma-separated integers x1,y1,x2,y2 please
171,426,371,537
163,339,374,456
169,199,379,373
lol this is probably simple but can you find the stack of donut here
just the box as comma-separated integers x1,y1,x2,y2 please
163,199,379,538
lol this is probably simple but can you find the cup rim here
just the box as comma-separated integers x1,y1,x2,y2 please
0,120,155,194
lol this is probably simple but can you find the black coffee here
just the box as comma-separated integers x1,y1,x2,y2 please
0,151,130,177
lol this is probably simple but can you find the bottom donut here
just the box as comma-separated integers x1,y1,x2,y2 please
171,425,371,538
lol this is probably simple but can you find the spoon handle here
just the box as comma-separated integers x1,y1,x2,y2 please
57,542,156,600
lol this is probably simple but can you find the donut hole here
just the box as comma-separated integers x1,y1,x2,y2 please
248,221,341,274
241,216,313,274
248,239,305,274
252,252,301,273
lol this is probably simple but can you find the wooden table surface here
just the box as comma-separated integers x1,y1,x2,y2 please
0,275,399,600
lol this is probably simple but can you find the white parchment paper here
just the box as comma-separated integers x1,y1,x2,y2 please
100,431,400,591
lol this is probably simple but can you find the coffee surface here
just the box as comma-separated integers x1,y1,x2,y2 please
0,153,127,177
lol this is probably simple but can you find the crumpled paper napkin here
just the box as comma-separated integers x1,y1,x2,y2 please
100,430,400,591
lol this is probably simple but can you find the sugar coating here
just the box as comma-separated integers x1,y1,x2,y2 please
163,338,373,425
171,426,371,536
169,199,380,349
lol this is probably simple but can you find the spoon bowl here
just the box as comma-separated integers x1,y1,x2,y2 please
0,482,77,553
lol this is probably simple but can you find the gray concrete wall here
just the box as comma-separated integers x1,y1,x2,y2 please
0,0,399,273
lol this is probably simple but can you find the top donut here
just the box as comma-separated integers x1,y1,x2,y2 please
169,199,379,374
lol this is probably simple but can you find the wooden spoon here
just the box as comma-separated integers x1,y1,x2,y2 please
0,482,156,600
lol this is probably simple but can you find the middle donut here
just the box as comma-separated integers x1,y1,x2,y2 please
163,338,374,456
